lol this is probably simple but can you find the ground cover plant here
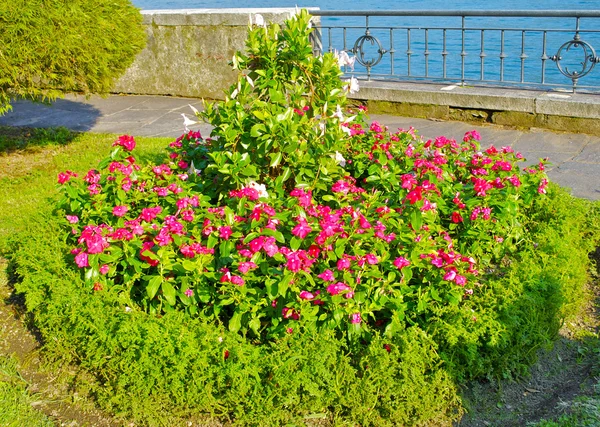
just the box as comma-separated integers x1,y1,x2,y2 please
6,9,600,426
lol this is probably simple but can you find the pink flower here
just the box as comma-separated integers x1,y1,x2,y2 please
443,270,457,281
66,215,79,224
291,218,312,239
238,261,257,274
249,236,265,253
337,257,351,271
99,264,110,275
393,257,410,269
364,254,379,265
184,289,193,297
455,275,467,286
230,276,245,286
299,290,314,300
58,170,77,184
181,210,194,222
263,237,279,257
350,313,362,324
219,226,232,240
318,269,335,281
74,252,89,268
140,206,162,222
326,282,351,296
113,135,136,151
112,205,128,217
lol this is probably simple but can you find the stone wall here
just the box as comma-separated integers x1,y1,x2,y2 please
113,8,311,100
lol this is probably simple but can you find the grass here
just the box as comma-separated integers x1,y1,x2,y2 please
0,354,54,427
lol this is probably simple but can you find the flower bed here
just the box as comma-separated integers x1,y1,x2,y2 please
10,10,600,426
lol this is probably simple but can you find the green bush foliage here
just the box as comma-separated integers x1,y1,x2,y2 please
0,0,146,114
7,10,600,426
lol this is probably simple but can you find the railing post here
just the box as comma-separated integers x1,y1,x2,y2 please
460,15,466,87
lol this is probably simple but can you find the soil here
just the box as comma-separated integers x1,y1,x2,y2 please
1,253,599,427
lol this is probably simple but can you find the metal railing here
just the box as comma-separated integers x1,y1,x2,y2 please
310,10,600,93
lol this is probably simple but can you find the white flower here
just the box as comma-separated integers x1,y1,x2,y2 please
334,151,346,167
218,336,224,343
335,50,356,69
187,160,201,176
188,104,200,116
344,76,360,94
253,13,265,27
181,113,198,132
332,104,344,120
248,181,269,199
125,306,132,312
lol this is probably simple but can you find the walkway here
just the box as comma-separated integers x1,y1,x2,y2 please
0,94,598,200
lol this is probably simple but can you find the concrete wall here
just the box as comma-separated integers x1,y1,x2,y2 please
114,8,309,100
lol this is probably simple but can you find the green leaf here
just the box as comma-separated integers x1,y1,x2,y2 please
249,316,261,335
229,310,242,333
410,209,422,231
269,152,283,168
162,281,177,306
147,276,162,300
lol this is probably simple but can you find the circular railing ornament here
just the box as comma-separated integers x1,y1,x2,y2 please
551,35,600,91
351,31,387,78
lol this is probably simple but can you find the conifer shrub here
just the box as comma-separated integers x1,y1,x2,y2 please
8,9,600,425
0,0,146,114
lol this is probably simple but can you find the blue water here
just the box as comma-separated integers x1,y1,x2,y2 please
131,0,600,91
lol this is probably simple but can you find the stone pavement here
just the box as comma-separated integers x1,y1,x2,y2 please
1,94,599,200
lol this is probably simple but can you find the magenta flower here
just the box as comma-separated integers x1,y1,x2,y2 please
291,218,312,239
74,252,89,268
140,206,162,222
364,254,378,265
443,270,457,281
318,269,335,282
393,257,410,269
230,275,245,286
337,257,351,271
263,237,279,257
299,290,315,300
326,282,351,296
219,226,232,240
113,135,136,151
238,261,257,274
249,236,265,254
57,170,77,184
350,313,362,324
99,264,110,275
184,289,193,297
112,205,129,217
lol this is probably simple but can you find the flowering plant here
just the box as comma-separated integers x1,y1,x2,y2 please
56,11,548,341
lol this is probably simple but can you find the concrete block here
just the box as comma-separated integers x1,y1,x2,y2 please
536,93,600,119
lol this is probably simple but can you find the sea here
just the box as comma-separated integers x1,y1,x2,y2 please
131,0,600,90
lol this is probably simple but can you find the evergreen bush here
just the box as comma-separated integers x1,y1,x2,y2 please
0,0,146,114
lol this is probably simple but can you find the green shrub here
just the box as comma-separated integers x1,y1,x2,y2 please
0,0,146,114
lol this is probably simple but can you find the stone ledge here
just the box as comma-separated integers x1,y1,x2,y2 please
141,8,315,26
350,80,600,135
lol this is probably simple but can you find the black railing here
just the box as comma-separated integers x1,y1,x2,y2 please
310,10,600,93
